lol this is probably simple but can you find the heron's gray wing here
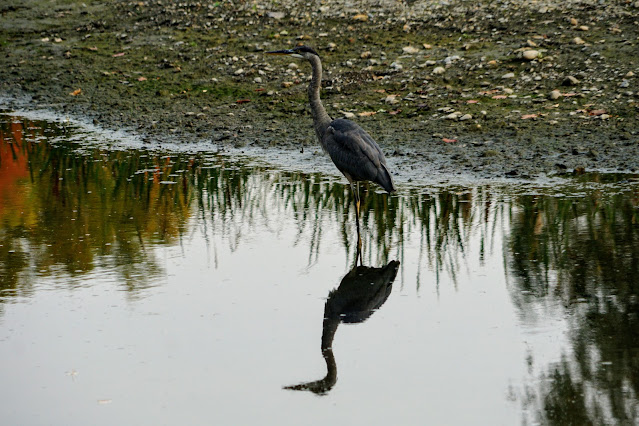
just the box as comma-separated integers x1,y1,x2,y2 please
323,119,384,181
323,119,395,192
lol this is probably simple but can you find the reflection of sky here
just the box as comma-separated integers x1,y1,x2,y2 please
1,112,636,425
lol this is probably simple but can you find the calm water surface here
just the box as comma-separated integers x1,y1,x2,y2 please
1,114,638,425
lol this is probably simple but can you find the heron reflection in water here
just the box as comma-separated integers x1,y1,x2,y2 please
284,257,400,394
267,46,396,247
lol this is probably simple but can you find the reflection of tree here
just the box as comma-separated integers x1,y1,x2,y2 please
506,190,639,424
0,115,501,307
0,118,186,296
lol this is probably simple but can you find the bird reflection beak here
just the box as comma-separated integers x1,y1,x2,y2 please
266,49,295,55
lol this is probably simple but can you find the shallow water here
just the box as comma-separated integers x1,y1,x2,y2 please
1,114,638,425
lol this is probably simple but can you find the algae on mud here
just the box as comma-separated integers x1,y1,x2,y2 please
0,0,638,181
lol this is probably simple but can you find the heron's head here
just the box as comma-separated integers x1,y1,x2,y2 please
266,45,320,60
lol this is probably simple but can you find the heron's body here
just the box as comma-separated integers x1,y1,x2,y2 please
268,46,396,194
323,119,395,193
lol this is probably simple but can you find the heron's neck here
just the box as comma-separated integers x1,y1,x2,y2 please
320,316,339,387
308,55,332,141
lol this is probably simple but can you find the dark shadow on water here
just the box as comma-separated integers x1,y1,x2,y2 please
284,252,399,395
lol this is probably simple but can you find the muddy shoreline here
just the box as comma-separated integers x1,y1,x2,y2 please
1,0,638,180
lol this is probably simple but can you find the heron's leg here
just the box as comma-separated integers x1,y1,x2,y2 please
352,182,362,257
349,181,360,221
347,179,363,259
352,238,363,269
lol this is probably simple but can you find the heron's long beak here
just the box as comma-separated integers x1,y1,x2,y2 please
266,49,295,55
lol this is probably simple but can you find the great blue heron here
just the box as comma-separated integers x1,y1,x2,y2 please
267,46,396,234
284,258,400,394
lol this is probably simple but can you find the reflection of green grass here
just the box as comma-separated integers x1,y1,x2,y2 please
1,116,500,295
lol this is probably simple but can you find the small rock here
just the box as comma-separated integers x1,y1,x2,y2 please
234,68,244,75
526,39,538,47
459,114,473,121
432,66,445,75
444,55,461,65
550,89,562,100
423,43,432,49
569,18,578,26
402,46,419,54
620,80,630,88
390,62,403,70
600,114,610,120
384,95,399,104
573,37,586,45
445,111,462,120
503,88,514,94
502,72,515,79
626,71,635,78
361,51,372,59
578,25,589,31
281,81,294,88
254,77,262,84
562,76,580,86
342,112,355,118
267,11,285,19
288,63,298,70
522,50,540,61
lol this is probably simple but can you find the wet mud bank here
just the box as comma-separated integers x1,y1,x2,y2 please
1,0,638,181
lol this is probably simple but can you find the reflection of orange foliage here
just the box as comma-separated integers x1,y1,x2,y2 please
0,123,35,225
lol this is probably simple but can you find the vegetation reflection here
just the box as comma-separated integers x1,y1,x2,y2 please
0,117,191,298
0,116,486,299
506,190,639,424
